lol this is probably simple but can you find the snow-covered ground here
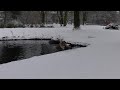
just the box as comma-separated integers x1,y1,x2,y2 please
0,25,120,79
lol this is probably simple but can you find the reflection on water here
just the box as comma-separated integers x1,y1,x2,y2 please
0,40,57,64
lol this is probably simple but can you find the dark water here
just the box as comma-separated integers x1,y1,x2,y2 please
0,40,87,64
0,40,59,64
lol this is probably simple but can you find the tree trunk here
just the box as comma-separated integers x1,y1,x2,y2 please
82,11,87,25
60,11,64,26
3,11,7,28
41,11,45,26
63,11,68,26
45,12,47,25
74,11,80,30
57,11,64,26
57,11,60,24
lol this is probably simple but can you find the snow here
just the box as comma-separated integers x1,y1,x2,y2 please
0,25,120,79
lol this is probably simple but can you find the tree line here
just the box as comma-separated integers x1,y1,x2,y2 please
0,11,119,29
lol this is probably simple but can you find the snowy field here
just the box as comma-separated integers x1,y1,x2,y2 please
0,25,120,79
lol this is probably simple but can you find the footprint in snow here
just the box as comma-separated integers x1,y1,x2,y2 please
88,36,95,38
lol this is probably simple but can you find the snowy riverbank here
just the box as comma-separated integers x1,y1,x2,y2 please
0,25,120,79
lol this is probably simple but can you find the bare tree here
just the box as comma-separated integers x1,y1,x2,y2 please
63,11,68,26
57,11,64,26
86,11,118,25
3,11,7,28
57,11,68,26
41,11,45,27
10,11,21,20
82,11,87,25
74,11,80,30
